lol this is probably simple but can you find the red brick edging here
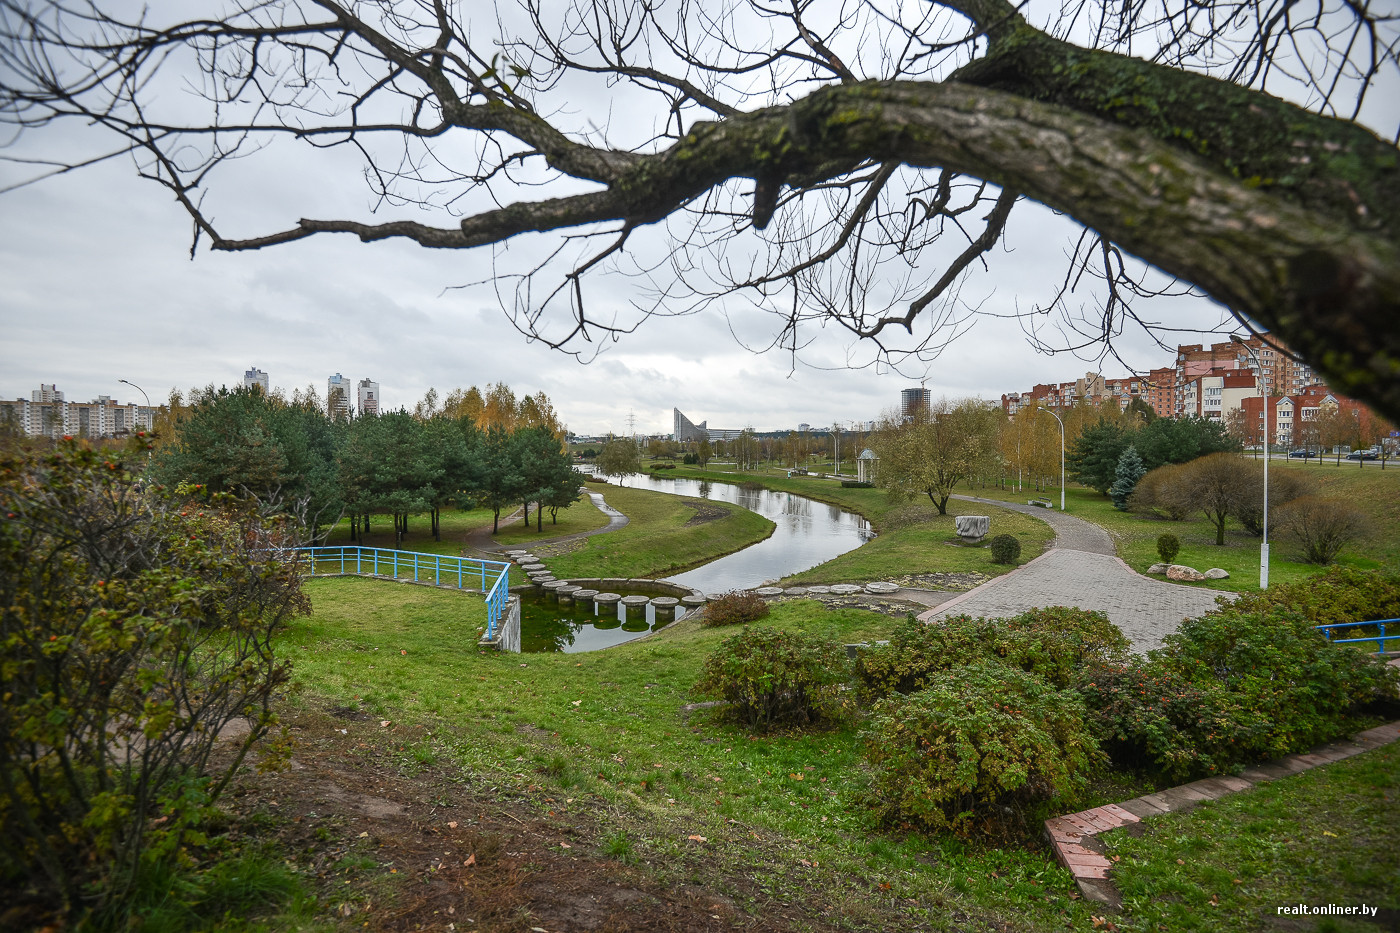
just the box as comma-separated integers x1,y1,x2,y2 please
1045,717,1400,908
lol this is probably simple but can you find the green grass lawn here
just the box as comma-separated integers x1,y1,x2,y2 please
944,461,1400,594
286,577,1101,930
1103,741,1400,932
544,481,776,581
284,576,1400,931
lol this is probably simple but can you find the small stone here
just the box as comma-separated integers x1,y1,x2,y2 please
1146,562,1169,574
1203,568,1230,580
1166,564,1206,582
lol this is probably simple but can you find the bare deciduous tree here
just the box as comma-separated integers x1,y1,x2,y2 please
2,0,1397,416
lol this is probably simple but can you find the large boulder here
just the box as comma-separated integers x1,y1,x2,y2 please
1146,562,1169,574
1203,568,1230,580
956,515,990,541
1166,564,1207,582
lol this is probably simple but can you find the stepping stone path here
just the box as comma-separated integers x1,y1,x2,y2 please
1046,718,1400,908
521,563,546,572
754,586,784,597
619,595,651,608
828,584,863,595
680,594,708,607
864,582,899,595
594,593,622,604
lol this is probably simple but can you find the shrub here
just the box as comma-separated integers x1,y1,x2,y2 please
1223,566,1400,629
862,664,1099,834
1273,496,1369,564
1153,604,1397,760
1077,662,1261,780
700,590,770,627
1129,462,1191,520
841,480,874,488
1234,469,1315,536
855,609,1128,701
694,628,848,729
1156,533,1180,563
989,534,1021,564
0,445,306,925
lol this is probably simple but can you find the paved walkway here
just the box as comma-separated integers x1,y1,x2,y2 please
917,495,1229,653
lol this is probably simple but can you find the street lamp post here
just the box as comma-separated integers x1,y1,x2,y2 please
1230,335,1269,589
1039,406,1066,511
118,378,151,424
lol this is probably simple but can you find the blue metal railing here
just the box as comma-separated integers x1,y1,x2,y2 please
296,546,512,641
1317,618,1397,656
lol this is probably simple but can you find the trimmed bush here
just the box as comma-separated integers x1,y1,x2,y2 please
1077,663,1261,780
700,590,770,627
1156,533,1180,564
694,628,848,729
862,663,1099,835
1222,566,1400,629
989,534,1021,564
855,609,1128,701
1079,598,1399,779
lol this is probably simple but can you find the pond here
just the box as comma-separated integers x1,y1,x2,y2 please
610,472,873,592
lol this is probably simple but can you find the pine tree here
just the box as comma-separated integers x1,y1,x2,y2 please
1109,445,1147,511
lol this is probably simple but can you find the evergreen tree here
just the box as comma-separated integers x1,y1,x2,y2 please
1066,420,1128,495
1109,445,1147,511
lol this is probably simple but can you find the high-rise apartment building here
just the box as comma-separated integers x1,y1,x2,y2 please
243,367,269,393
327,373,351,421
900,387,931,419
1,384,153,439
357,378,380,416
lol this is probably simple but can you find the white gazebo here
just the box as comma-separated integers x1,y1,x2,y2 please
857,448,878,484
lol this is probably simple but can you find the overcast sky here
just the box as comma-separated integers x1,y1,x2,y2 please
0,3,1270,437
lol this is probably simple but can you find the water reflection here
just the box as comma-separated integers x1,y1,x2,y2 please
519,590,682,653
609,473,872,592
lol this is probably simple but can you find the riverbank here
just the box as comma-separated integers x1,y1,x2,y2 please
642,463,1055,586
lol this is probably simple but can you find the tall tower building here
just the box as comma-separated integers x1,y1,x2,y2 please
900,387,931,419
357,378,380,416
243,367,269,393
327,373,351,421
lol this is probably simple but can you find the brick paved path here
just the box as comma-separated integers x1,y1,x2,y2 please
917,495,1229,653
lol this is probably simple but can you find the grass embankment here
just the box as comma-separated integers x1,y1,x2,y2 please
287,577,1093,930
283,577,1399,931
648,464,1054,585
1103,741,1400,932
545,482,775,581
939,460,1400,594
320,493,613,556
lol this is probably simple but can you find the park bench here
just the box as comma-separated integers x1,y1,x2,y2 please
1027,497,1053,508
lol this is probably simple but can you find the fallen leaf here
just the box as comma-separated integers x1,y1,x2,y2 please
798,859,812,867
1322,830,1338,837
571,700,582,706
401,649,407,655
464,854,476,867
1176,858,1185,864
560,842,571,849
688,835,707,842
358,832,369,838
653,763,663,768
1210,894,1219,906
380,720,391,727
790,773,803,780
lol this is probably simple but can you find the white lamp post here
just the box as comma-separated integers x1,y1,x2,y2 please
1039,406,1066,511
1230,335,1269,589
118,378,151,427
